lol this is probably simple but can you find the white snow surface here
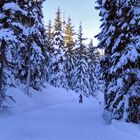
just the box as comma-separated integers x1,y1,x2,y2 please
0,85,140,140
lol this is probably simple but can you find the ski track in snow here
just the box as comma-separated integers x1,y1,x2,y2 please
0,87,140,140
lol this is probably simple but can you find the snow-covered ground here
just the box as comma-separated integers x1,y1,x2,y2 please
0,85,140,140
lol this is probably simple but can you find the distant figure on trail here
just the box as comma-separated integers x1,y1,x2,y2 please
79,94,83,103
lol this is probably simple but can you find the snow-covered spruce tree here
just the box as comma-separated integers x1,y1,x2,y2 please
87,39,100,97
45,20,53,81
30,0,48,89
63,17,76,90
96,0,140,123
74,23,89,97
0,1,27,108
48,7,66,88
64,17,75,48
46,20,53,57
15,0,47,95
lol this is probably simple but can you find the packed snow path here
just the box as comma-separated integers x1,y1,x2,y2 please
0,87,140,140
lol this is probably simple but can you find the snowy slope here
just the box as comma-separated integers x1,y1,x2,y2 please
0,85,140,140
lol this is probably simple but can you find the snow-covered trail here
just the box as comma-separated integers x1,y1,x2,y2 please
0,86,140,140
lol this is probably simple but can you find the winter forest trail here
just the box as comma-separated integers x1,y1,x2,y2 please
0,87,140,140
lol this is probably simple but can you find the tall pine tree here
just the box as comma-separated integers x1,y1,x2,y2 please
46,20,53,55
14,0,47,95
96,0,140,123
64,17,75,90
0,1,27,108
48,7,66,88
87,39,100,97
74,23,89,97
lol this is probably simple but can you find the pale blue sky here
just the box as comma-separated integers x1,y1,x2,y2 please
43,0,101,45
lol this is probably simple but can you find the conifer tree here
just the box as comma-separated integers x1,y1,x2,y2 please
64,17,75,48
47,20,53,47
87,39,100,97
96,0,140,123
0,1,28,107
32,0,48,87
62,12,66,33
14,0,47,94
48,7,66,88
63,17,75,90
46,19,54,64
74,23,89,97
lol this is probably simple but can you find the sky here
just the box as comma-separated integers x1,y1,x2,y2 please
43,0,101,46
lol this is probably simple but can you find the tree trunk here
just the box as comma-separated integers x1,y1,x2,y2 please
0,39,6,106
25,59,31,96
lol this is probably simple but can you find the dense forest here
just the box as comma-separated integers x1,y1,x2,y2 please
0,0,140,124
